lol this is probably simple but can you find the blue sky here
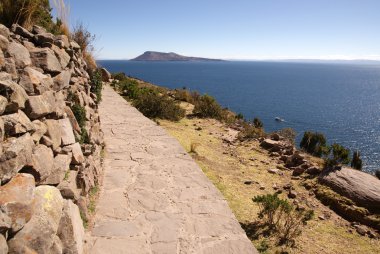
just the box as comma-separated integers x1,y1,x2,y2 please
53,0,380,60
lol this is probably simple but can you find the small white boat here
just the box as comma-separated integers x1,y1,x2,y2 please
275,117,285,122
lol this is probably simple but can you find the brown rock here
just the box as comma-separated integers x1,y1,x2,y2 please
292,166,305,176
31,120,47,143
0,234,7,254
0,49,4,68
0,133,34,181
68,143,84,165
1,110,34,135
34,32,55,45
43,119,62,150
319,167,380,212
64,106,81,133
25,91,55,119
0,35,9,50
100,68,111,82
52,44,71,69
11,24,33,39
41,154,71,185
53,70,71,91
7,186,64,254
0,118,3,141
58,200,85,254
305,166,322,175
0,24,10,38
58,170,81,200
30,48,62,73
7,41,32,68
3,58,17,79
59,118,76,146
19,67,53,95
30,144,54,182
0,96,8,115
32,25,47,34
0,173,35,233
55,35,70,48
0,80,28,113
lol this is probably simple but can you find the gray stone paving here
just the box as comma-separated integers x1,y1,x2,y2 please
89,86,258,254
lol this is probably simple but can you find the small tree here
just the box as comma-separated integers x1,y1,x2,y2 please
193,94,223,119
253,117,263,128
325,143,351,167
300,131,330,157
351,151,363,170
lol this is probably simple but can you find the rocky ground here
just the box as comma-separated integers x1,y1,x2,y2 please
159,116,380,254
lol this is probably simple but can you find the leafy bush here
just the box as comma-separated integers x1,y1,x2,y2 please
90,70,103,104
133,91,185,121
300,131,330,157
238,122,264,141
118,79,142,99
112,72,127,81
193,94,223,119
253,117,263,128
71,103,89,144
253,194,314,245
325,143,351,167
351,151,363,170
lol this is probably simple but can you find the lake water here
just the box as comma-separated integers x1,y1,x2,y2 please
98,60,380,173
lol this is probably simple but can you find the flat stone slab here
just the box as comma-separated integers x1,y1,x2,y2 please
89,86,257,253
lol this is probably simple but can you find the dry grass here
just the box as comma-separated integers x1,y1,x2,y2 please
52,0,70,36
159,117,380,254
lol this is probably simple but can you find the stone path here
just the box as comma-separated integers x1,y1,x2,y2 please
89,86,257,254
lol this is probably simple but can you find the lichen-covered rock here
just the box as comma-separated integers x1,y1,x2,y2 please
30,144,54,182
0,80,28,113
53,70,71,91
25,91,55,119
0,133,34,181
41,154,71,185
319,167,380,212
0,173,35,233
7,42,32,68
7,186,64,254
30,48,62,73
19,67,53,95
58,200,85,254
1,110,34,135
43,119,62,150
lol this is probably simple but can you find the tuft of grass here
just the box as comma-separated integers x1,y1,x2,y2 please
190,142,200,154
63,170,70,181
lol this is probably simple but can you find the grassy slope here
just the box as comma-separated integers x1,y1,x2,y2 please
158,117,380,254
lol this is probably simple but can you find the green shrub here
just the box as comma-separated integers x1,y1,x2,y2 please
253,117,263,128
90,70,103,103
112,72,127,81
193,94,223,119
79,127,90,144
133,91,185,121
253,194,314,245
235,113,244,120
325,143,351,167
71,104,86,128
118,79,142,99
300,131,330,157
238,122,264,141
351,151,362,170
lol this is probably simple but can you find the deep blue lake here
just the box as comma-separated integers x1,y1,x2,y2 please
98,60,380,173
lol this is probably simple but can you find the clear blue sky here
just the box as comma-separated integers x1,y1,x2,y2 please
54,0,380,60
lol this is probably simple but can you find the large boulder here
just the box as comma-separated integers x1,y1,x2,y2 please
53,70,71,91
34,32,55,46
67,143,84,165
41,154,72,185
31,120,47,143
0,133,34,181
58,200,85,254
0,80,28,113
19,67,53,95
11,24,33,39
0,173,35,233
7,186,64,254
25,91,55,119
319,167,380,212
7,42,32,68
30,48,62,73
30,144,54,183
0,24,10,38
0,234,7,254
100,68,111,82
1,110,34,135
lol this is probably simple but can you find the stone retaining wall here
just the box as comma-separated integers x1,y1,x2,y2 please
0,23,104,253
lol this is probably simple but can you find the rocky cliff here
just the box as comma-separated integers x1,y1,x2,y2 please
0,23,104,253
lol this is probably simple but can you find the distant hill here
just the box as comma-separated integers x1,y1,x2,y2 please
131,51,223,62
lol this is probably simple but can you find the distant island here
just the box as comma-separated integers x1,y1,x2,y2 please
131,51,223,62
